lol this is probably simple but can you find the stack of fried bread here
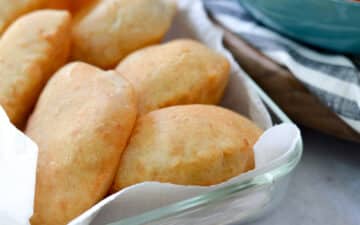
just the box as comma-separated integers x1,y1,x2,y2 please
0,1,263,224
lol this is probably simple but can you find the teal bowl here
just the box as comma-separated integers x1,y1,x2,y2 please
239,0,360,54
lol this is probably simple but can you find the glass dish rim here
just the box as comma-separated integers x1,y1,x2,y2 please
105,75,304,225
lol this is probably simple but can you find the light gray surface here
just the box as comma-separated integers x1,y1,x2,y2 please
250,127,360,225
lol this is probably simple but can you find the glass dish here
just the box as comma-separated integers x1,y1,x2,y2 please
106,74,303,225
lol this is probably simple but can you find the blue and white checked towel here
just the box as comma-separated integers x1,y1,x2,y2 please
204,0,360,133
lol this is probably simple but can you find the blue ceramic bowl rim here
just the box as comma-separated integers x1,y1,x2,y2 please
329,0,360,7
239,0,360,53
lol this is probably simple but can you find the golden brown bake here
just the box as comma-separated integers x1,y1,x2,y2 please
71,0,177,68
0,10,71,127
44,0,72,10
45,0,95,12
116,39,230,115
71,0,97,12
26,62,138,225
112,105,262,192
0,0,46,34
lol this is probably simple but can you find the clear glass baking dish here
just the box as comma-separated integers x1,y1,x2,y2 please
105,75,303,225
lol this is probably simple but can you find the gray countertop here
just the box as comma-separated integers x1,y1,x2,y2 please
250,127,360,225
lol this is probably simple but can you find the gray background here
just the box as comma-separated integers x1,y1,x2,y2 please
249,127,360,225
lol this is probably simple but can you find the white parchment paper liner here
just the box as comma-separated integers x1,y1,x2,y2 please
0,108,38,225
0,0,301,224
